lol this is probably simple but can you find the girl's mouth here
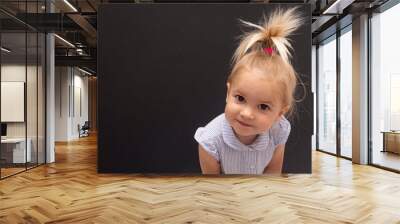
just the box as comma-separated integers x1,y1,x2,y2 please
236,119,252,127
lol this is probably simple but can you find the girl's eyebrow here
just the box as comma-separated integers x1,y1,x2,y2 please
233,90,245,96
233,89,274,105
260,101,273,106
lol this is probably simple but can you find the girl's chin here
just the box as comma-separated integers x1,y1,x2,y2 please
232,126,255,137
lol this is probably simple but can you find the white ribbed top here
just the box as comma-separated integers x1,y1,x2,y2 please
194,113,290,174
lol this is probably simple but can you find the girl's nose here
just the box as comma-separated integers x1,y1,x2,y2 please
240,106,254,120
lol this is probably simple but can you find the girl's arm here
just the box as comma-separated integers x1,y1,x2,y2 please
198,145,221,174
263,144,285,174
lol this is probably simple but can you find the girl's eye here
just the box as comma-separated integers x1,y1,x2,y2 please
259,104,270,111
234,95,245,103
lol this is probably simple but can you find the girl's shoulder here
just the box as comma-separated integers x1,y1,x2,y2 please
270,116,291,146
271,116,291,130
194,113,225,142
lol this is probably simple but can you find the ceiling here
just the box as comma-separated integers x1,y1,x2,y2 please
0,0,393,74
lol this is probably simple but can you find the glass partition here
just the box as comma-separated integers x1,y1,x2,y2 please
317,35,337,155
0,1,46,179
339,27,352,158
371,3,400,171
1,30,28,177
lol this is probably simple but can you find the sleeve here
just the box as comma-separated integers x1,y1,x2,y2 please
194,127,220,161
270,116,291,147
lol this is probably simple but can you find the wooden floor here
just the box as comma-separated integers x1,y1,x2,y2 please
372,150,400,171
1,135,400,223
0,167,26,178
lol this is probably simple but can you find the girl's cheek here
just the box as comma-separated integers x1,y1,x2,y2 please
231,104,240,112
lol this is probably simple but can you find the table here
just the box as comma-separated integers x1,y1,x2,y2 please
381,131,400,154
1,138,31,163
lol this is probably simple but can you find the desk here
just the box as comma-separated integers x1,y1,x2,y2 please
1,138,31,163
381,131,400,154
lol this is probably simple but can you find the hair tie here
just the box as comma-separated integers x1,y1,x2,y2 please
264,47,274,55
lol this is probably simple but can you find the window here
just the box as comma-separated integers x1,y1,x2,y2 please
317,35,337,155
370,3,400,171
339,27,352,158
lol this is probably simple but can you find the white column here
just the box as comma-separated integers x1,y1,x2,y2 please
352,14,369,164
46,1,55,163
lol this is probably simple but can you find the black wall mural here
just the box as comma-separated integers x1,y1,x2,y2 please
98,3,312,173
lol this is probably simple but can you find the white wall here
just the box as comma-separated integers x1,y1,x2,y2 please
1,64,26,81
1,65,27,140
55,66,70,141
74,73,89,137
55,67,89,141
1,65,41,138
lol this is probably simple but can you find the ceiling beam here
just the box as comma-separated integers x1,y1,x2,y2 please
322,0,356,14
55,55,96,72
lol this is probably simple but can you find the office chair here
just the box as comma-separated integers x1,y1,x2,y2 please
79,121,90,138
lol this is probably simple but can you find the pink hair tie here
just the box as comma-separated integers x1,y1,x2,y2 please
264,47,273,55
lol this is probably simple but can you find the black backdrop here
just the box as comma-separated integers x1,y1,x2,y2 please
98,3,312,173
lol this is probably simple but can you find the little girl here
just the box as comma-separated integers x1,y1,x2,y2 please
194,8,302,174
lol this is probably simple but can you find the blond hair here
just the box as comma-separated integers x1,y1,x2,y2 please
228,8,303,118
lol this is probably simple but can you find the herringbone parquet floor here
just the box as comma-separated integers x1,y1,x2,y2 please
1,134,400,223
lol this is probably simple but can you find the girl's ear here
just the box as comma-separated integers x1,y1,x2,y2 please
226,82,231,103
276,105,289,122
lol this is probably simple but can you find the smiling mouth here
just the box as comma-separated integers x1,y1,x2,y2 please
236,119,252,127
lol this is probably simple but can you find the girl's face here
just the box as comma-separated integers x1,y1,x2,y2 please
224,70,287,144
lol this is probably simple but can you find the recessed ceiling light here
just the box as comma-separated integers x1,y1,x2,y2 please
78,67,93,76
323,0,355,15
54,34,75,48
63,0,78,12
1,47,11,53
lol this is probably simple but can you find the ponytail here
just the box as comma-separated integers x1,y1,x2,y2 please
232,7,302,65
